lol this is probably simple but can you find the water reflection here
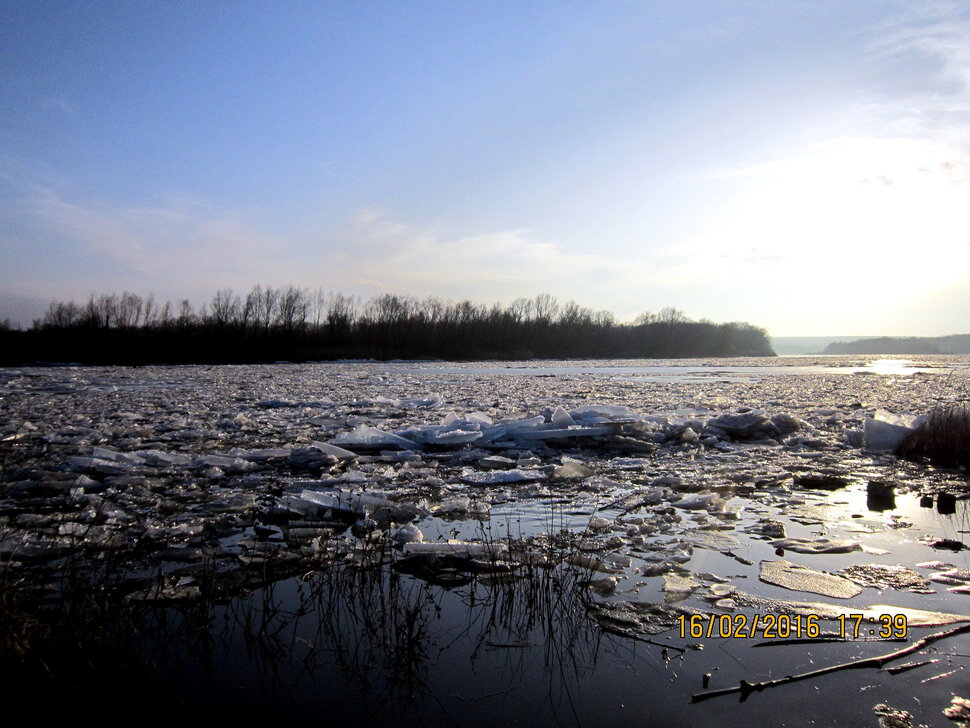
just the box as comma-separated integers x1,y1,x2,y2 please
408,356,953,380
128,549,615,722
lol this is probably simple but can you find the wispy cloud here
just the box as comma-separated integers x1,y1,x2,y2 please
4,188,657,315
321,208,649,307
44,95,75,115
3,186,292,300
869,7,970,144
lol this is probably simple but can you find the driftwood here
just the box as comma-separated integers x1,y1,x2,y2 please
691,623,970,703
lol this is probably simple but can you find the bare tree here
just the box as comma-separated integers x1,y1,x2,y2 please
209,288,241,328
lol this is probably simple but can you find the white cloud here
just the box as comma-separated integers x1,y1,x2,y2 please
3,190,666,319
11,189,292,301
321,209,645,304
868,10,970,145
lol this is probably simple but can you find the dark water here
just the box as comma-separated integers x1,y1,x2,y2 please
91,560,966,727
31,490,964,727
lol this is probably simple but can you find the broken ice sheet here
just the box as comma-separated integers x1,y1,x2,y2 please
759,560,862,599
331,425,422,451
673,492,723,511
769,537,863,554
663,574,703,602
433,497,491,519
461,468,546,485
836,564,932,592
310,441,358,460
732,590,970,627
569,404,637,422
684,530,742,551
588,601,704,637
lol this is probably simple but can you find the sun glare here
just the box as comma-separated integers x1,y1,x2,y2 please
701,137,969,292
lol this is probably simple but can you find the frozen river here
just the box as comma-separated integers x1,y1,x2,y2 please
1,356,968,726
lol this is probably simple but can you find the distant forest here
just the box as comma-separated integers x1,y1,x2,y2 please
823,334,970,355
0,286,775,365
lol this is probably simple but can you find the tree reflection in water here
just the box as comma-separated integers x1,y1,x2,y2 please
74,540,620,723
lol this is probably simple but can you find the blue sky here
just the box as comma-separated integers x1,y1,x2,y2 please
1,1,968,336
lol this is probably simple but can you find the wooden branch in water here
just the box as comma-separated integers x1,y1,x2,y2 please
691,623,970,703
882,659,939,675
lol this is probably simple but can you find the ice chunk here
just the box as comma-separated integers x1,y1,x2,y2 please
479,455,516,470
242,448,291,461
604,553,632,570
685,531,741,551
66,456,126,474
92,447,145,465
319,470,370,484
553,458,595,479
769,537,862,554
512,425,617,440
863,409,920,452
732,590,970,627
569,404,636,422
400,394,444,408
705,412,779,439
288,488,423,525
608,457,652,471
402,541,508,558
391,523,424,546
551,406,576,426
136,450,193,467
353,395,399,407
194,455,255,472
417,427,483,445
504,416,546,433
663,574,702,601
760,560,862,599
311,441,358,460
672,492,722,510
461,468,546,485
376,450,422,462
837,564,930,591
434,496,470,514
771,412,807,435
331,425,422,451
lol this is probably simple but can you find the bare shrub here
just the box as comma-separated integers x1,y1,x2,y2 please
897,402,970,470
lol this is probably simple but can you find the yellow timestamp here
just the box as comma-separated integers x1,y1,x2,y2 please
837,613,908,639
676,613,908,640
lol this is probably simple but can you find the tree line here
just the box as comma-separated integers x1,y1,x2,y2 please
0,286,776,365
823,334,970,356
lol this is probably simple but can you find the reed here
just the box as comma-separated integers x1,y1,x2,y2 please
897,402,970,470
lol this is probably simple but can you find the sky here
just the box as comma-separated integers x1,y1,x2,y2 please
1,0,969,337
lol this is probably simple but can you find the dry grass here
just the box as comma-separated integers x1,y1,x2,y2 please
897,402,970,471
